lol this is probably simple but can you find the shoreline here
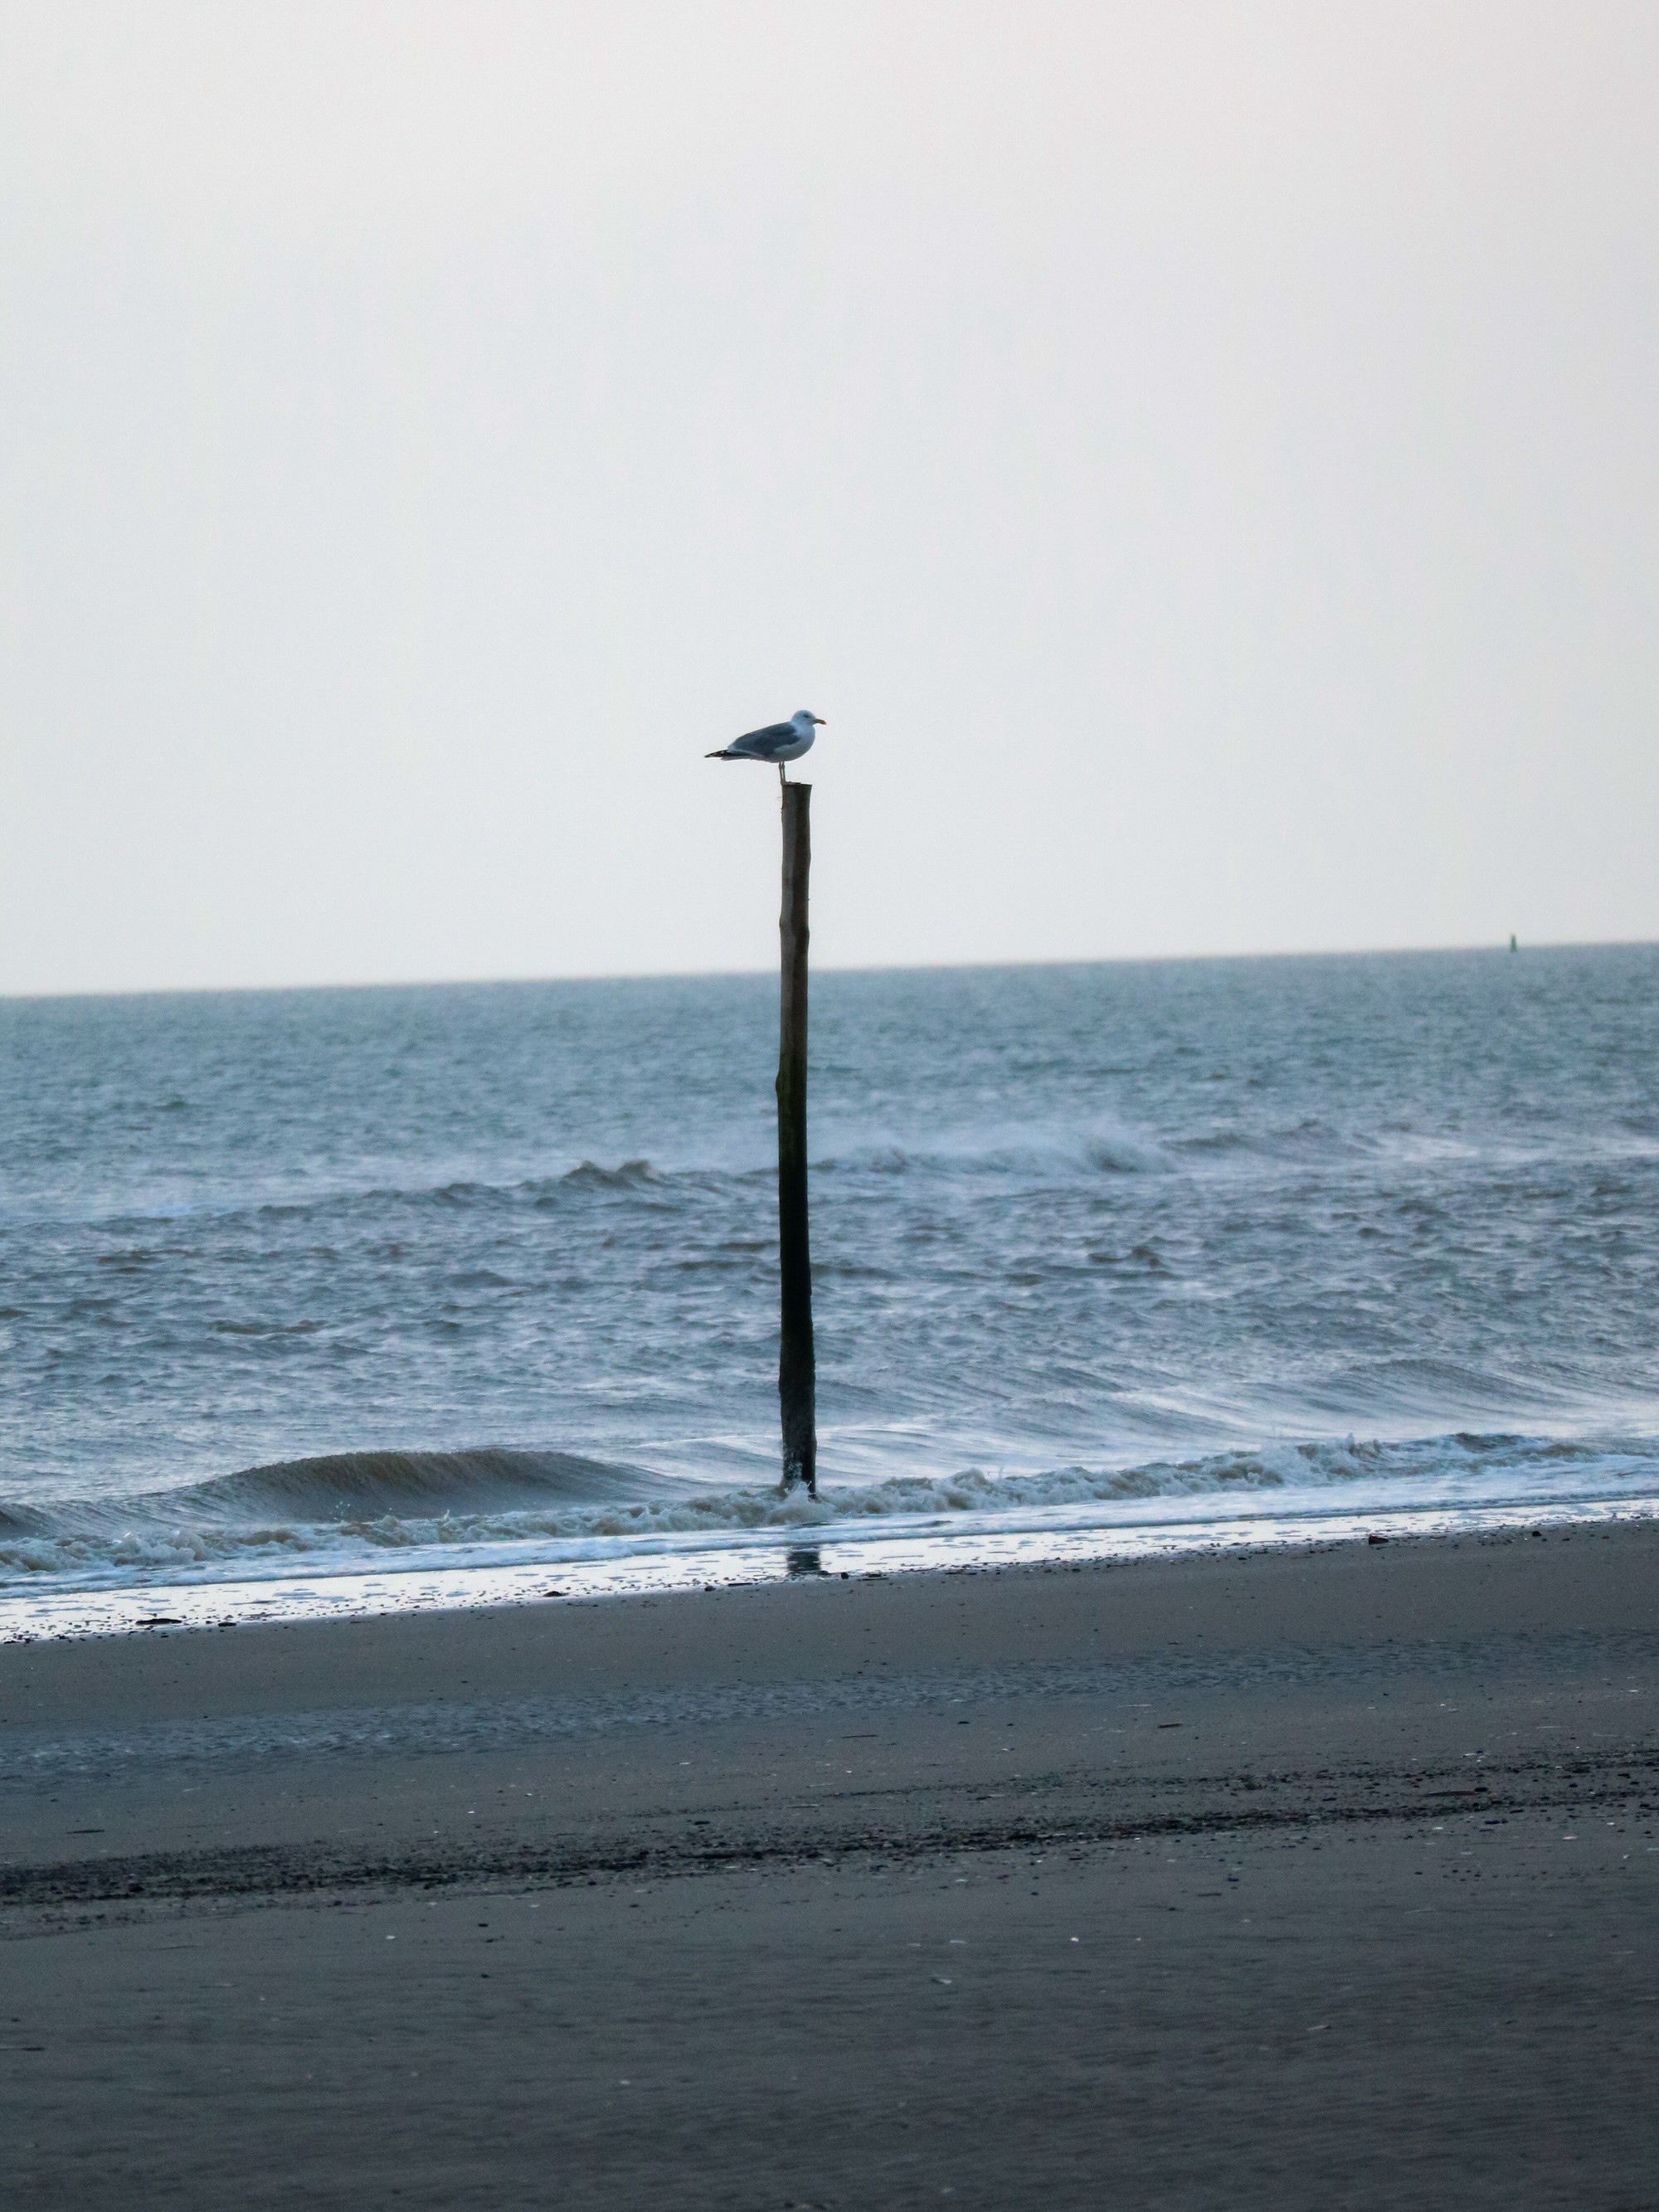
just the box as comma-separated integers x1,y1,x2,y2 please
6,1488,1657,1646
4,1521,1656,2208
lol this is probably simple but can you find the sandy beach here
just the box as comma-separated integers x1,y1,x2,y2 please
3,1525,1656,2209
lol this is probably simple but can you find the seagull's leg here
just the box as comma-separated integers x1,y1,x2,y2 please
778,764,787,794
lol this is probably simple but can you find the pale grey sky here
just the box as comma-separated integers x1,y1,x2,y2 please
2,1,1655,994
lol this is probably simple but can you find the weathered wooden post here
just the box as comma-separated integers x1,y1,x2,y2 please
776,782,816,1495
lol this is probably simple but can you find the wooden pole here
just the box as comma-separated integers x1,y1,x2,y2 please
776,781,816,1495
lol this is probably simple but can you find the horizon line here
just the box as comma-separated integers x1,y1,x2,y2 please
2,934,1655,1006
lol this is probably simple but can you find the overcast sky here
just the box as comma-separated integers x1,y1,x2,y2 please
2,1,1655,994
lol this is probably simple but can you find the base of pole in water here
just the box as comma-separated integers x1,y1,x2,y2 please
776,780,816,1495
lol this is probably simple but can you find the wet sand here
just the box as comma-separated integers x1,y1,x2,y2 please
2,1525,1657,2208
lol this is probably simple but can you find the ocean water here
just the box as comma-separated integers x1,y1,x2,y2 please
2,947,1657,1633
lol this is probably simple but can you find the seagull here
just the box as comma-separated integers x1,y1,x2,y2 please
707,709,825,790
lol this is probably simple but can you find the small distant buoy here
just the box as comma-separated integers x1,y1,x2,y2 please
1509,934,1518,953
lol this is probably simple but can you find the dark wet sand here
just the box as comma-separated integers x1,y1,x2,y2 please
2,1526,1657,2209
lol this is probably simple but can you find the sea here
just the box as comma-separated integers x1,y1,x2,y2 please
2,946,1657,1638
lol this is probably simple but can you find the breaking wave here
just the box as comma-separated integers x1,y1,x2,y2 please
173,1445,661,1521
815,1125,1171,1178
4,1432,1656,1587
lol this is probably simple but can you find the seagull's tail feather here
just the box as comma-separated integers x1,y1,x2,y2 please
706,747,741,760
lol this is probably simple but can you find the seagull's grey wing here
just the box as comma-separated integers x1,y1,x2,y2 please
729,720,797,760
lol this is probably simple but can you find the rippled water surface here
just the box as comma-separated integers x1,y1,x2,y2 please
2,948,1657,1619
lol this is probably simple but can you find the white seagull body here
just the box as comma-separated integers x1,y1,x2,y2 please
707,709,825,787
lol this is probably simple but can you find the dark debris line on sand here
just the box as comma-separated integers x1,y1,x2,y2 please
4,1737,1653,1912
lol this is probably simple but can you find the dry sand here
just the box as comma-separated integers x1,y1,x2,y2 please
2,1525,1656,2209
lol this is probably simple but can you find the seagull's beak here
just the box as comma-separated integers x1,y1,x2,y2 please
811,715,826,724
